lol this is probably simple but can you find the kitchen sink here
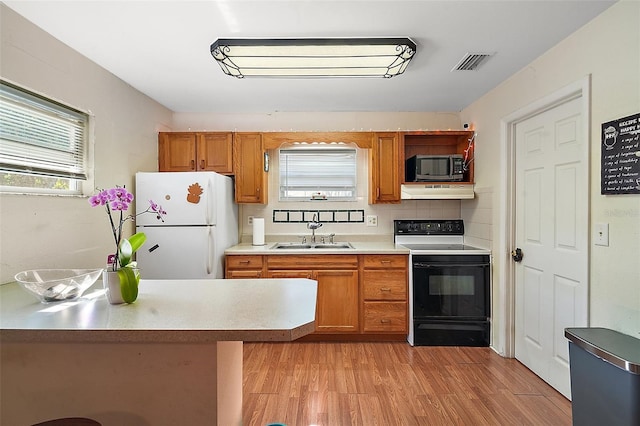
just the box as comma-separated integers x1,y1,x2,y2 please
272,242,354,250
272,243,313,249
313,243,354,249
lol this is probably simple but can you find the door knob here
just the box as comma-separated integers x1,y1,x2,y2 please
511,248,523,262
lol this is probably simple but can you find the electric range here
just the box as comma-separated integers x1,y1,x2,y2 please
394,219,491,347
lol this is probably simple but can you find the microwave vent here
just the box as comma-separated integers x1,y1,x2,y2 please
452,52,494,71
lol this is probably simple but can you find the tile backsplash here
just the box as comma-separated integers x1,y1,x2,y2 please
239,146,462,240
273,209,365,223
241,199,462,240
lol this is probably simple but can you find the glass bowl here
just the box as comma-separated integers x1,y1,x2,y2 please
14,268,103,303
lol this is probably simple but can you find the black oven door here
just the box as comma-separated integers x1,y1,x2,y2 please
412,254,490,320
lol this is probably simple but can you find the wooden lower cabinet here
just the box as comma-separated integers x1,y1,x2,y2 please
225,253,408,339
363,301,407,332
361,255,408,335
225,255,264,278
266,255,359,334
313,269,359,333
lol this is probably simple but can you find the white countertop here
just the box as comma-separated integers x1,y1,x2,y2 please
225,241,410,255
0,278,317,343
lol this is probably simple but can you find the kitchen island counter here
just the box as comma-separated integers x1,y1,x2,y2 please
0,278,317,425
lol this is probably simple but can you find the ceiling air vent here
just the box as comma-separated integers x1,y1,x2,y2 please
452,52,494,71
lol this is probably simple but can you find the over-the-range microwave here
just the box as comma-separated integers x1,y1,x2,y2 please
405,154,465,182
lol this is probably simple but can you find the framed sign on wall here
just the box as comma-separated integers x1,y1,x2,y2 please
601,112,640,195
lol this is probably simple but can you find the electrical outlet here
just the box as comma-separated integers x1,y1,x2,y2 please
248,216,254,226
594,222,609,246
366,215,378,227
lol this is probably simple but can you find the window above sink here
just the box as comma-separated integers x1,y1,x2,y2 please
279,146,357,201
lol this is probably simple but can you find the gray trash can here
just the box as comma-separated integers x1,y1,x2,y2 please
565,327,640,426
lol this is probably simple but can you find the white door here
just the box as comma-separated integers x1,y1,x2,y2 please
514,96,588,399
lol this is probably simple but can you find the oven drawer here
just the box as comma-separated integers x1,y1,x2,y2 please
363,301,407,332
413,320,489,346
363,270,407,300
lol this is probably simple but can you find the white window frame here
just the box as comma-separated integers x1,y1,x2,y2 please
0,79,92,196
279,146,357,201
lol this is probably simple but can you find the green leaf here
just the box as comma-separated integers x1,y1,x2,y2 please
117,266,140,303
128,232,147,254
118,232,147,268
118,238,133,267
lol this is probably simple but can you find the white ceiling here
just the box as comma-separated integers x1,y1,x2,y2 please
4,0,616,114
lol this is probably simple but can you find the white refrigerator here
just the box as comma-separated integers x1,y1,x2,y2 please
135,171,238,279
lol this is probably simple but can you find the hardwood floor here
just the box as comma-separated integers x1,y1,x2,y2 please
242,342,572,426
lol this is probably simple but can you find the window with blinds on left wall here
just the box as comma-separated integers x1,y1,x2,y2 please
0,79,90,195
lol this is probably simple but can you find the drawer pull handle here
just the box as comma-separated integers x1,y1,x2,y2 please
380,260,392,264
380,287,391,292
239,260,251,264
380,319,391,324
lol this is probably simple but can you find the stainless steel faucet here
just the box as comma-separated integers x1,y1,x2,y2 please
307,213,323,243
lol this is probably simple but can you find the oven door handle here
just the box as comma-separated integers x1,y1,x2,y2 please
413,263,490,268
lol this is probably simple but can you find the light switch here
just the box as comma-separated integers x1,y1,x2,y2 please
594,223,609,246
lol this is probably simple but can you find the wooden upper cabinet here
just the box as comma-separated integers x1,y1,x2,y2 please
197,133,233,174
233,132,267,204
369,132,401,204
158,132,197,172
158,132,233,174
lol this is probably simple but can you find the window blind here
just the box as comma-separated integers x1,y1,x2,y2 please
279,147,357,201
0,81,88,180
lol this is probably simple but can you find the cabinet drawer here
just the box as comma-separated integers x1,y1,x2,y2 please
266,270,312,279
363,255,407,269
363,270,407,300
267,254,358,269
363,302,407,332
226,270,262,279
226,255,263,269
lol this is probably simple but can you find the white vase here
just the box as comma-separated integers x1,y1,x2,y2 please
102,270,125,305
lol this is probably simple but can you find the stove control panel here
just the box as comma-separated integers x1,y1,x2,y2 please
394,219,464,235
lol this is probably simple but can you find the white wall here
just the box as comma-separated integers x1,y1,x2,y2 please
461,0,640,351
0,5,173,283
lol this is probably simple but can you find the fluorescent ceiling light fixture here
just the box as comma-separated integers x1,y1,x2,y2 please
210,38,416,78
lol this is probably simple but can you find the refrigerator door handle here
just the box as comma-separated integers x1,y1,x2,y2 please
207,227,216,276
206,177,217,226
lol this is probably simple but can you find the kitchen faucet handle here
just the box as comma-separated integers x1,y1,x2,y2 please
329,233,336,243
298,235,307,243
